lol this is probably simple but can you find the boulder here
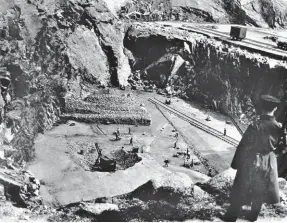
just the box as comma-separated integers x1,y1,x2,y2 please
279,178,287,203
279,178,287,191
127,172,194,203
153,172,193,191
78,203,119,216
191,185,212,201
0,184,5,200
66,26,110,85
0,172,22,203
121,171,215,208
169,55,185,80
196,168,236,200
0,151,4,160
3,146,16,158
3,127,14,144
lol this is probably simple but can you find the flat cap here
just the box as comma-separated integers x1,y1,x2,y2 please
260,95,281,104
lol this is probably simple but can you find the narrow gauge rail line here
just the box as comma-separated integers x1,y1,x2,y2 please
188,25,278,49
153,102,219,175
179,25,287,59
227,115,244,136
196,26,287,55
96,124,106,135
149,98,239,147
155,22,287,57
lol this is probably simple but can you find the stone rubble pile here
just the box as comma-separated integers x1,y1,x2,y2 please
0,156,42,208
127,70,144,90
19,171,42,206
0,147,21,171
0,184,5,201
279,178,287,205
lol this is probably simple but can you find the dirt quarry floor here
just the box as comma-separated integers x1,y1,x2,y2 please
28,90,243,207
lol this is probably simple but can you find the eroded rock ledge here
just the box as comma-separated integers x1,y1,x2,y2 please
124,23,287,122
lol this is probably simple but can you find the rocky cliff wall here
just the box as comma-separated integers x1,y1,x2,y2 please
125,23,287,122
0,0,131,163
117,0,287,28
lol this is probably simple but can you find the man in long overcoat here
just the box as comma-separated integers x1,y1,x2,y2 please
223,95,281,222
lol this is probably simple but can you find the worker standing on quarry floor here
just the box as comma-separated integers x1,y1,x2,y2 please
174,140,177,148
223,127,227,136
222,95,281,222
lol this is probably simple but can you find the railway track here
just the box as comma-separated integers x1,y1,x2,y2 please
184,25,275,47
191,26,287,54
158,23,287,60
227,115,244,136
153,102,219,175
181,25,287,56
149,98,239,147
96,124,106,135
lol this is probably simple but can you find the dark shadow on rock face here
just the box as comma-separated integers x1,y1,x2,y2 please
7,64,29,98
101,43,119,86
124,32,184,71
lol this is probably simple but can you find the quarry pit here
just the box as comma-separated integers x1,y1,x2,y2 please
27,90,241,206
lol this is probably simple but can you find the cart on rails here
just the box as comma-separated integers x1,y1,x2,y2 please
230,26,247,41
277,38,287,50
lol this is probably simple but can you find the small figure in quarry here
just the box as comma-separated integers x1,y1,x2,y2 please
222,95,282,222
112,128,121,140
174,140,177,149
114,132,121,141
186,148,190,160
0,89,4,124
164,159,170,167
95,143,102,165
190,158,194,168
223,127,227,136
208,169,212,177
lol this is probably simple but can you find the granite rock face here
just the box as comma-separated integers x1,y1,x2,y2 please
113,0,287,28
0,0,132,163
124,23,287,123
